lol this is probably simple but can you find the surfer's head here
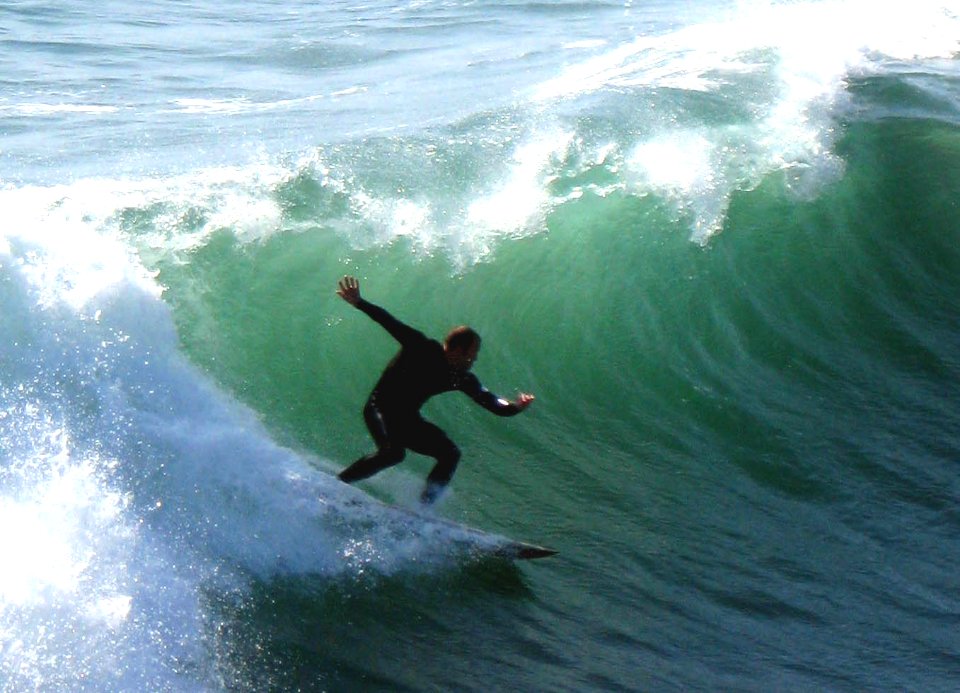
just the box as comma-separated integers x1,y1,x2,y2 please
444,326,481,370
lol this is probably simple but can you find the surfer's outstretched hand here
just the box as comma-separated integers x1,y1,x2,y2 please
337,275,361,305
515,393,535,411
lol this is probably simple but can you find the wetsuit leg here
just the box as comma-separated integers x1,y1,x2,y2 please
338,400,406,483
405,418,461,503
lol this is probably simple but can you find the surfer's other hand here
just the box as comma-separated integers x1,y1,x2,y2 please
337,275,361,305
515,393,535,411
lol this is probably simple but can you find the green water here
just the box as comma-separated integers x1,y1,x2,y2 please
131,116,960,689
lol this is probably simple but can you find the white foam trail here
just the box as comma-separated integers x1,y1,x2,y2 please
0,103,119,116
170,91,336,115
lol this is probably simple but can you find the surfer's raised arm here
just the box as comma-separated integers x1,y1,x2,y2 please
336,275,426,346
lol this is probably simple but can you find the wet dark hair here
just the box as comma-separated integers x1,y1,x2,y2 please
444,325,481,352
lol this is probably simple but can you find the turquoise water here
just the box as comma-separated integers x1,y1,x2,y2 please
3,1,960,690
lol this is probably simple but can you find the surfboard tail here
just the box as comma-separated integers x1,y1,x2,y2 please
497,542,558,560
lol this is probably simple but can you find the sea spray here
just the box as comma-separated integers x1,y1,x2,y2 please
0,175,516,690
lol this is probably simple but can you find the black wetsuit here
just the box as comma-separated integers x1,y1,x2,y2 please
338,298,521,500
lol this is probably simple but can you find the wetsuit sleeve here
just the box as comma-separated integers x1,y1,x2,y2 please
458,372,522,417
354,298,428,346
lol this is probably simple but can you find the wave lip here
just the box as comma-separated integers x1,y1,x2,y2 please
531,0,960,241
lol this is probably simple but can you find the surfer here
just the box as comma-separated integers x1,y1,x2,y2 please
335,275,535,504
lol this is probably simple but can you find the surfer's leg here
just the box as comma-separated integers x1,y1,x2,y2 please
338,401,406,483
407,419,461,504
338,447,405,483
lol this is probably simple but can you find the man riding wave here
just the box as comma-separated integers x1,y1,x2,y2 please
335,276,535,504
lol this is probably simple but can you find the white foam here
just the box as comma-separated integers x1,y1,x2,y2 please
629,131,716,195
536,0,960,102
349,189,435,248
295,130,575,267
459,129,574,262
0,427,124,607
1,103,119,116
532,0,960,241
171,91,339,116
0,395,207,690
626,129,733,240
0,163,292,285
2,183,163,312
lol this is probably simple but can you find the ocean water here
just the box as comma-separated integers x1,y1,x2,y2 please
3,0,960,689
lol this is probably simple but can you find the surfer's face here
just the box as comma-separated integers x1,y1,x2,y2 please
447,341,479,370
